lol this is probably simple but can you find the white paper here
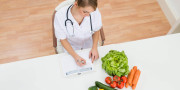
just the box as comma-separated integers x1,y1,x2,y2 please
61,51,93,77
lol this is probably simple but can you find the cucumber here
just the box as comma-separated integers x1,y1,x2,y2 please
95,81,117,90
88,86,98,90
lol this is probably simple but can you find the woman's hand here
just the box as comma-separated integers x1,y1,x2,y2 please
89,48,99,63
74,55,86,66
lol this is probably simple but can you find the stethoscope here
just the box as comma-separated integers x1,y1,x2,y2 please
65,4,94,37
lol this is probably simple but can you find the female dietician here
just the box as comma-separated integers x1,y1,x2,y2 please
54,0,102,66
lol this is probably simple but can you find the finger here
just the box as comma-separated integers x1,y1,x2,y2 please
93,55,96,62
79,63,83,66
83,59,86,64
76,60,83,66
79,61,84,66
76,62,82,66
80,59,86,65
89,51,92,59
92,55,95,63
81,60,86,65
94,55,97,61
94,54,98,60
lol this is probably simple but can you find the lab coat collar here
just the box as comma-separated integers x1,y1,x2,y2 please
68,5,89,28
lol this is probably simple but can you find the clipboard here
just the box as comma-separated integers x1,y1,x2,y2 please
60,50,94,77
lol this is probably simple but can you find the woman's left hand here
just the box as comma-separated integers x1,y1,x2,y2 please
89,48,99,63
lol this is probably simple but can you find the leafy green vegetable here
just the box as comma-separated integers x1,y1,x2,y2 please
101,50,129,77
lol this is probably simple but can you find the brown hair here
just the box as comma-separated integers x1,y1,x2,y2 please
75,0,97,10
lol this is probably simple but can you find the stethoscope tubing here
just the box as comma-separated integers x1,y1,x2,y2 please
65,4,93,37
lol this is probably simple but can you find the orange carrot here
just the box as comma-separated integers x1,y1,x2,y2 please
132,70,141,90
133,66,137,72
125,72,131,88
132,84,137,90
132,70,141,85
126,83,129,88
127,69,135,85
126,82,129,88
130,83,132,86
131,66,137,86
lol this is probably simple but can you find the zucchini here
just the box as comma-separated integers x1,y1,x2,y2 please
95,81,117,90
88,86,98,90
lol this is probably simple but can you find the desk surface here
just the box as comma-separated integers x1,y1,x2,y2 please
1,33,180,90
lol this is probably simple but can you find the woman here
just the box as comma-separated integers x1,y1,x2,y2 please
54,0,102,66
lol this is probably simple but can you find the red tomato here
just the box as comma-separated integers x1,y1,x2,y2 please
121,76,127,83
105,77,112,84
110,81,117,88
113,75,120,82
117,81,124,89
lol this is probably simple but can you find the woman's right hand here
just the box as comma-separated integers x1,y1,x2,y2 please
74,55,86,66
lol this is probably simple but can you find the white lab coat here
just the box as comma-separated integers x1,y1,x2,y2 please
54,5,102,52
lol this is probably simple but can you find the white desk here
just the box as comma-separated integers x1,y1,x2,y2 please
1,33,180,90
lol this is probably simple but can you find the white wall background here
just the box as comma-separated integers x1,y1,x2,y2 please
157,0,180,26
